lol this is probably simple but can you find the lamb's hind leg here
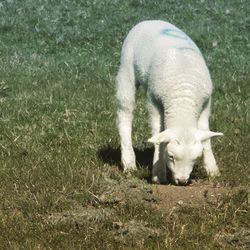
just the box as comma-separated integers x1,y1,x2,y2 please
198,99,220,177
116,70,136,172
148,99,167,183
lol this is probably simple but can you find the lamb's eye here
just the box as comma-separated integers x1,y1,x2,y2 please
168,155,174,161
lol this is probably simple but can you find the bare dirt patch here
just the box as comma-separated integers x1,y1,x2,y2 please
152,180,243,214
46,176,245,226
45,175,248,248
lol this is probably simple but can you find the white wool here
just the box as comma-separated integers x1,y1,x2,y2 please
116,20,222,184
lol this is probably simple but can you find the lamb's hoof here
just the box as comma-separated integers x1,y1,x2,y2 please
207,169,221,181
152,176,167,184
123,165,137,173
205,163,220,176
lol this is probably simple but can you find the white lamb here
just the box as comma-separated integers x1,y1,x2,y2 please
116,20,223,185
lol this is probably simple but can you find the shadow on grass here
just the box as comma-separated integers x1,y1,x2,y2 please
98,145,207,184
98,145,154,171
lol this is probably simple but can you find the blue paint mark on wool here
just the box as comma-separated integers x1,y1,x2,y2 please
160,28,188,40
178,47,197,52
160,28,201,55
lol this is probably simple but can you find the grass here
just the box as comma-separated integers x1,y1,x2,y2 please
0,0,249,249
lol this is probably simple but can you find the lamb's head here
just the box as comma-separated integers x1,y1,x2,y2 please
148,128,223,185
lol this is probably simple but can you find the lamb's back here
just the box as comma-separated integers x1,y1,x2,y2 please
128,21,212,104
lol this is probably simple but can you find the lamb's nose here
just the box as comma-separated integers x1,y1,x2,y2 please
176,178,188,185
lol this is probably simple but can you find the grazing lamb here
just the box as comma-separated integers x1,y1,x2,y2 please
116,20,223,185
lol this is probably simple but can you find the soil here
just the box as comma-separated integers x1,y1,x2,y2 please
46,176,247,246
152,180,241,214
46,176,245,230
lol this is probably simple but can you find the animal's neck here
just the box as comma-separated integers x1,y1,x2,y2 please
164,109,198,129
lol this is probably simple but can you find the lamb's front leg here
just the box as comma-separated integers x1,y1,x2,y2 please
198,99,220,177
118,110,136,171
116,68,137,172
148,100,167,184
152,143,167,184
202,140,220,177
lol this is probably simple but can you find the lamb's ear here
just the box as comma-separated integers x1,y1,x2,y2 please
197,130,223,142
148,130,172,145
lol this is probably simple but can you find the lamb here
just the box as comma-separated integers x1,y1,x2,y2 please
116,20,223,185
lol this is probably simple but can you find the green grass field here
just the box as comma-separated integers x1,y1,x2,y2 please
0,0,249,249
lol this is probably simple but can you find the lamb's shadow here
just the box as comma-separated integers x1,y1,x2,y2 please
98,145,154,171
98,145,207,184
